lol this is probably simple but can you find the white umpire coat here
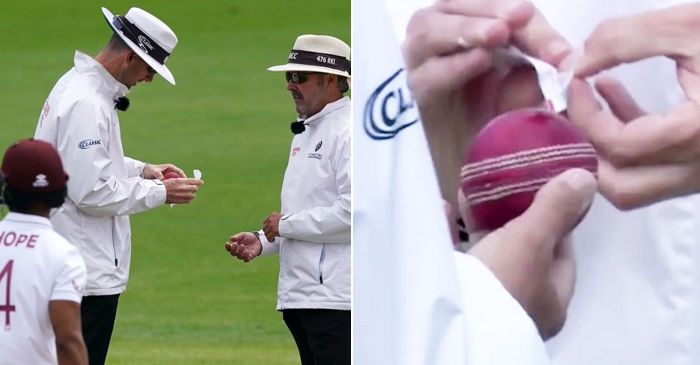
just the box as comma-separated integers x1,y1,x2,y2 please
541,1,700,364
34,51,166,296
354,0,554,363
259,96,351,311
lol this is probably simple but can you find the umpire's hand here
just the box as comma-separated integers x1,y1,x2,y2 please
263,212,282,243
225,232,262,262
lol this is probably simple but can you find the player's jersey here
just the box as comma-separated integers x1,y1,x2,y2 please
0,212,86,365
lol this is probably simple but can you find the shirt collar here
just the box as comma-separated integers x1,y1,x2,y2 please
3,212,53,229
304,96,350,125
73,51,129,100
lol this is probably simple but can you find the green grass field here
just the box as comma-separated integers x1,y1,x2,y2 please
0,1,349,364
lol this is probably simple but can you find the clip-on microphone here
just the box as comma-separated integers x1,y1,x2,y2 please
115,97,130,111
290,120,306,135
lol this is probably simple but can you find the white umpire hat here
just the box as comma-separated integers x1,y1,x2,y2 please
268,34,351,78
101,7,178,85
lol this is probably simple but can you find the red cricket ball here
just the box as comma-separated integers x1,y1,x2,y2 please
163,171,180,180
460,108,598,231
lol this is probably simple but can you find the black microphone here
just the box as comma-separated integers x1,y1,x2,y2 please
290,120,306,135
115,97,130,111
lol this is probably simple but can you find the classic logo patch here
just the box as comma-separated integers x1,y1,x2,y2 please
364,68,419,140
292,146,301,156
137,35,154,52
78,139,102,150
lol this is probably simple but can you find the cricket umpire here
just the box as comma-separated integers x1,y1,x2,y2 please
34,7,203,364
225,34,351,365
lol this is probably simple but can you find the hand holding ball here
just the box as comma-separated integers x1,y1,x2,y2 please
460,108,598,231
163,171,181,180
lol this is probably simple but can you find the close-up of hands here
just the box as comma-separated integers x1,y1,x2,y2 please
402,0,700,343
567,3,700,210
146,164,204,204
162,176,204,204
467,168,597,339
143,163,185,180
225,232,263,262
263,212,282,243
404,1,700,213
402,0,572,209
402,0,596,340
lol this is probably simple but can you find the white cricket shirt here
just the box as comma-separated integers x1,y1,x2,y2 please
0,212,86,365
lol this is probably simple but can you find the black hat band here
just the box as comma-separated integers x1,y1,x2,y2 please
112,16,170,64
288,49,351,75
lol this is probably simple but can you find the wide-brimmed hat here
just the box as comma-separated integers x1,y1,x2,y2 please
101,7,178,85
268,34,351,78
1,139,68,193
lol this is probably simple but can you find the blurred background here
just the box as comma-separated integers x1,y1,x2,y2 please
0,1,350,364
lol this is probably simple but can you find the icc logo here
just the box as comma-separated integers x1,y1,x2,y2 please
363,68,418,140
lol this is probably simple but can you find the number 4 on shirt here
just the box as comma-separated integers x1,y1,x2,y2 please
0,260,16,331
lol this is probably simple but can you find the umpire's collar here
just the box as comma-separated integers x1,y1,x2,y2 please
304,96,349,126
73,51,129,100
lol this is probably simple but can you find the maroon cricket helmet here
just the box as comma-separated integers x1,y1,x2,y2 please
1,139,69,193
